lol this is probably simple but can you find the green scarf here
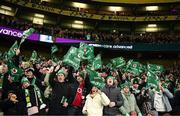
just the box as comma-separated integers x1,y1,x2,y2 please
124,92,131,99
24,77,46,109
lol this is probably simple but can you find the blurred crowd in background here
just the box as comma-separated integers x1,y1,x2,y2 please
1,15,180,44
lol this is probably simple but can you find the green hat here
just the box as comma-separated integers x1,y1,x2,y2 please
56,69,66,77
133,78,139,84
106,76,115,80
121,82,130,89
21,77,29,84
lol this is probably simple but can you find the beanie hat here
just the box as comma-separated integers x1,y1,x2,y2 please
56,69,66,77
121,82,131,89
21,77,29,84
133,78,139,84
106,76,115,80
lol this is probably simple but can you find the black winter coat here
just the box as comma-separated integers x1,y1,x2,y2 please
1,98,26,115
48,72,70,115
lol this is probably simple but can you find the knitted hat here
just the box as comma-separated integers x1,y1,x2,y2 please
21,77,29,84
56,69,66,77
133,78,139,84
121,82,130,89
106,76,115,80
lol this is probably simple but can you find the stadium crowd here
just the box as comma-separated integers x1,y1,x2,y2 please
0,40,180,116
1,15,180,44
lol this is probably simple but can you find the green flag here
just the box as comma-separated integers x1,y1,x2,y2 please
51,55,59,63
90,80,105,89
147,64,164,74
106,63,113,69
20,28,35,46
78,43,94,60
111,57,126,68
91,54,102,70
51,45,58,54
86,68,105,89
63,47,80,70
7,41,19,59
126,60,142,76
86,68,101,81
2,52,8,61
30,50,38,61
147,71,160,92
7,61,23,82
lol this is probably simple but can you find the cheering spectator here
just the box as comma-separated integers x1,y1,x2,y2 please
153,82,173,115
67,69,87,115
48,68,70,115
119,82,142,116
82,85,110,116
102,76,124,115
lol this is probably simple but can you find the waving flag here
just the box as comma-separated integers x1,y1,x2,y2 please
7,41,18,59
19,28,35,46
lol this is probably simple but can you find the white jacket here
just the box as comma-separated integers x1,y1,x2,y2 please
82,92,110,116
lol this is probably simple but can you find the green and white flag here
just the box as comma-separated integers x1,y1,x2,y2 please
147,64,164,74
90,80,105,89
86,68,101,81
20,28,35,46
7,41,19,59
51,45,58,54
86,68,105,89
51,55,59,63
111,57,126,68
63,47,80,70
126,60,142,76
91,54,102,70
8,61,24,82
106,63,113,69
78,43,94,60
30,50,38,61
2,52,8,61
147,71,160,92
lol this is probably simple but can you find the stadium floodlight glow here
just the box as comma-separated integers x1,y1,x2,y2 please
109,6,123,12
1,5,12,11
72,2,87,8
72,24,83,29
74,20,83,24
113,30,116,32
0,9,14,16
146,6,158,11
146,27,158,32
33,18,44,25
148,24,157,27
34,13,44,18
